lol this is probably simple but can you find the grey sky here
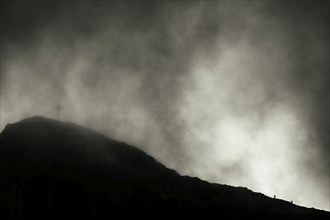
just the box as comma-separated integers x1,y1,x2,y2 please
1,1,329,210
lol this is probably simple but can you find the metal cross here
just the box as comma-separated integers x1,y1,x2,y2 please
55,105,61,121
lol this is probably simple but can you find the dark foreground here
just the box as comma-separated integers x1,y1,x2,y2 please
0,117,328,219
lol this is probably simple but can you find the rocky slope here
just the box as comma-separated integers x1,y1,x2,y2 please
0,117,328,219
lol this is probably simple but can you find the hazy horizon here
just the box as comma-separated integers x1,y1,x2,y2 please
1,1,329,211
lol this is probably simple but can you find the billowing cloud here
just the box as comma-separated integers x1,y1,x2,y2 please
1,1,328,210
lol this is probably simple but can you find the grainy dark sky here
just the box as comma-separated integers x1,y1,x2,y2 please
1,1,329,210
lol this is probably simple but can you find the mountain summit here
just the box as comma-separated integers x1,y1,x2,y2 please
0,117,328,219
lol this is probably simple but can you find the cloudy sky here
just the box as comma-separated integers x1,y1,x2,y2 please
1,1,329,211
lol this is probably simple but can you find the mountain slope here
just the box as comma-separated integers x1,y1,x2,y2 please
0,117,328,219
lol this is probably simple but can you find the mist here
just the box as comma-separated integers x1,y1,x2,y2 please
1,1,329,211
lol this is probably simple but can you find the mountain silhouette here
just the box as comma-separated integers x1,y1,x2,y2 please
0,116,328,219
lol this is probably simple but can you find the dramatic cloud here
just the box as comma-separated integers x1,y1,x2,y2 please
1,1,329,210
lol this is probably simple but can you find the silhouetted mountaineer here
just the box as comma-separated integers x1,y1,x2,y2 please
0,117,329,219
